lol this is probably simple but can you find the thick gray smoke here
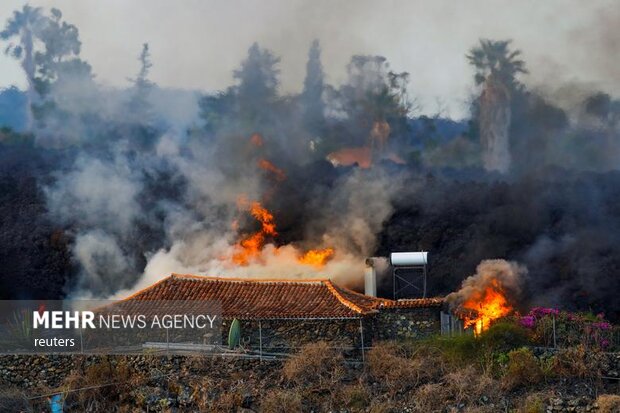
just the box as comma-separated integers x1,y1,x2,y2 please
125,164,400,298
1,4,620,321
34,37,406,298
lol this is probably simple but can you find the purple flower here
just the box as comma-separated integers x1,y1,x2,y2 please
529,307,560,319
520,315,536,329
600,339,610,349
592,322,612,330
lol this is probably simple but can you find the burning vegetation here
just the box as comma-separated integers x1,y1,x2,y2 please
0,4,619,323
447,260,524,333
229,134,338,271
231,199,278,266
460,278,514,334
231,196,336,269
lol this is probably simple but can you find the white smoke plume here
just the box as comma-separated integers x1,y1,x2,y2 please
110,162,401,299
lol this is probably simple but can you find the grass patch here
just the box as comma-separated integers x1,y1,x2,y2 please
502,347,544,390
283,341,345,389
596,394,620,413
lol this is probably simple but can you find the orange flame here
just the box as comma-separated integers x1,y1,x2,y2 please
327,147,373,168
232,199,278,265
298,248,335,268
461,279,513,335
258,159,286,181
326,146,406,169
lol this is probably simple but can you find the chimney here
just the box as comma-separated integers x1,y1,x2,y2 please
364,258,377,297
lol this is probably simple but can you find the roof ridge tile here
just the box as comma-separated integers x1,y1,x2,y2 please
323,280,366,314
171,273,327,284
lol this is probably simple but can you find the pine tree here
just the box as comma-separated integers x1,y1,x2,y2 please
128,43,154,120
301,39,325,134
233,42,280,125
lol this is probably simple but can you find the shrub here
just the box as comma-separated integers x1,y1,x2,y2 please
410,345,447,382
523,308,615,349
283,341,345,389
462,406,498,413
213,391,243,412
550,345,601,379
188,376,219,411
419,334,481,368
479,321,531,352
517,392,548,413
368,402,396,413
367,342,445,394
502,347,543,390
596,394,620,413
261,389,302,413
444,365,500,406
62,357,136,411
367,342,416,387
335,383,371,412
412,383,447,412
0,387,29,412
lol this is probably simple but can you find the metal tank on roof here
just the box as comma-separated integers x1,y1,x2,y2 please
390,251,428,267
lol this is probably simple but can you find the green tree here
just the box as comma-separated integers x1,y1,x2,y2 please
301,39,325,135
127,43,154,120
233,42,280,126
1,5,45,130
337,55,410,150
466,39,527,92
30,8,93,130
34,8,83,90
467,40,527,173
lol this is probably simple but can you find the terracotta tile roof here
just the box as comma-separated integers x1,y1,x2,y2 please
381,297,445,309
120,274,393,320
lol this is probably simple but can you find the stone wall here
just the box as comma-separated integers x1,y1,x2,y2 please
0,354,274,389
371,307,441,341
217,308,441,352
3,352,619,389
221,318,364,353
2,353,620,412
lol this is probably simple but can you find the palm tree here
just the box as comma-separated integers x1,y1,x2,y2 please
467,39,527,90
467,40,527,173
1,5,45,130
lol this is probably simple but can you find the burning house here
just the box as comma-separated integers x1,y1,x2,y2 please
119,273,445,352
115,251,519,353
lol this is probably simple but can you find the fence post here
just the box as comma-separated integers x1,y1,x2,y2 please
552,315,557,349
359,318,365,363
166,328,170,356
258,321,263,362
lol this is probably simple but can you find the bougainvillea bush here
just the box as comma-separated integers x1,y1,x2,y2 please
517,307,617,350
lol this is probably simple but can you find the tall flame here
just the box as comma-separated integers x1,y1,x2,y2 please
231,199,335,269
232,198,278,266
230,134,336,269
461,279,513,335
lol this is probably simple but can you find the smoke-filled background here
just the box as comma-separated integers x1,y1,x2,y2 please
0,1,619,320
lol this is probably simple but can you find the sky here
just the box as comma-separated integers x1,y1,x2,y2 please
1,0,618,119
